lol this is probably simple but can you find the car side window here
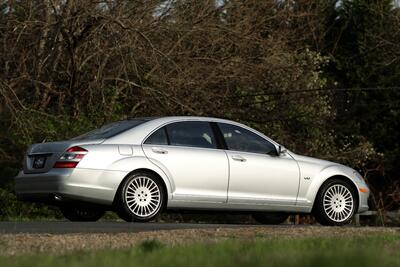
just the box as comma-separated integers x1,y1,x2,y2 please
218,123,277,155
166,121,217,149
144,127,168,145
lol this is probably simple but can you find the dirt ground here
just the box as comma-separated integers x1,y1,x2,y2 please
1,226,399,256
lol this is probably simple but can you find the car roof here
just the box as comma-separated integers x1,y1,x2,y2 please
143,116,235,123
127,116,236,125
104,116,279,147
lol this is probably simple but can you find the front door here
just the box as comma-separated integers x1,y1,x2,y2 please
217,123,300,206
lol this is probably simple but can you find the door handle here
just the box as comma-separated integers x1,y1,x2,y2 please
231,155,246,162
151,147,168,154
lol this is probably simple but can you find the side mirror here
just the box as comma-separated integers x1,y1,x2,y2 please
278,145,287,155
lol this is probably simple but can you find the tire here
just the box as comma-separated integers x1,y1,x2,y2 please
313,178,357,226
60,206,105,222
253,212,289,225
116,172,165,222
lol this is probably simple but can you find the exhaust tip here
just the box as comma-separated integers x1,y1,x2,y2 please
54,194,62,201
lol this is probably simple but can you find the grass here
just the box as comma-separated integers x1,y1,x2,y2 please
1,234,399,267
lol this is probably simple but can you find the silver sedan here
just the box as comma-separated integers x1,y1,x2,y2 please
15,116,370,225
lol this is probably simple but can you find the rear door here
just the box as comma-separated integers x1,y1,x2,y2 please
142,121,229,203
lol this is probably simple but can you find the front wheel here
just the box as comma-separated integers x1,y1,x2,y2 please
60,206,105,222
116,172,165,222
253,212,289,225
313,179,357,226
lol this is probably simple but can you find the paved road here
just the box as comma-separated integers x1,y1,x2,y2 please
0,222,263,234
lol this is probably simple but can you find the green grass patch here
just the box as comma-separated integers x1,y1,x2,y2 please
1,235,399,267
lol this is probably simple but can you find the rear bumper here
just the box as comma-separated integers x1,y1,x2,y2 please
14,168,128,206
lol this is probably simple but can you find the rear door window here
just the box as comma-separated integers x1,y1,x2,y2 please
166,121,217,149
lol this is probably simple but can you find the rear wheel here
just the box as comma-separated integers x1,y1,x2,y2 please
60,206,105,222
116,172,165,222
253,212,289,225
313,179,357,226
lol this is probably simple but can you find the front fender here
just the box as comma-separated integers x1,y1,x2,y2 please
305,165,361,210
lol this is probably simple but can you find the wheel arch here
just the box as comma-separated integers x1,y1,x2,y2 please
112,168,171,208
311,175,359,212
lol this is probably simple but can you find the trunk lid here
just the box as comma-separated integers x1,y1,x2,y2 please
23,139,104,174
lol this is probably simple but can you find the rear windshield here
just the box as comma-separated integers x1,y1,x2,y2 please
71,119,150,140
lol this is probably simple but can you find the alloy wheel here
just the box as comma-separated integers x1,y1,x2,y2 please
323,184,354,222
124,176,161,218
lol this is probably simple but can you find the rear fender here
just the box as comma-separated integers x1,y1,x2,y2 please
107,156,173,200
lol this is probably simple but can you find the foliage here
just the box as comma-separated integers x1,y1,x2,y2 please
311,0,400,197
0,187,60,220
1,235,400,267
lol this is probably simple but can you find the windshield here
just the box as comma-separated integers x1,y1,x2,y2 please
71,119,151,140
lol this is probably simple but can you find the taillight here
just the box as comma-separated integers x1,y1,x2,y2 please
54,146,88,168
66,146,87,152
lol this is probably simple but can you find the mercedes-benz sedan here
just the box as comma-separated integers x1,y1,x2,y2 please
15,116,369,225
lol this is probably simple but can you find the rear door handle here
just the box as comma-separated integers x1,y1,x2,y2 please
151,147,168,154
231,155,246,162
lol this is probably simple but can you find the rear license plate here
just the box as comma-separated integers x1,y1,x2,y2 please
32,156,47,169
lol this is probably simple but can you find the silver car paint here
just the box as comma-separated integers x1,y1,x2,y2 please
15,116,370,213
225,150,299,205
142,144,229,203
23,139,104,174
293,153,369,211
